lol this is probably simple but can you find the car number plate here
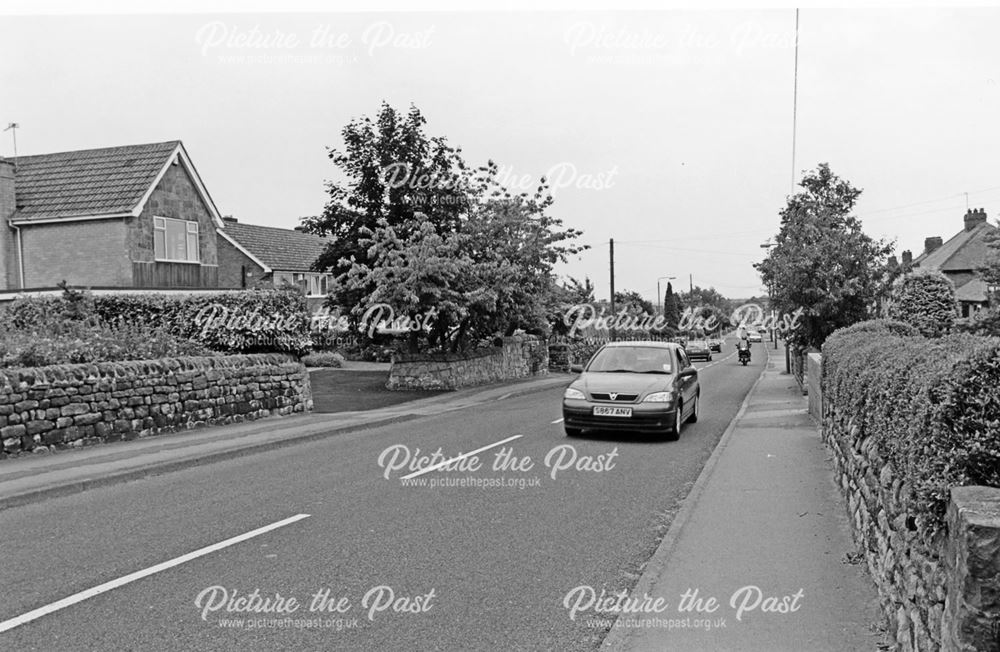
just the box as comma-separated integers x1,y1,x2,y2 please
593,406,632,417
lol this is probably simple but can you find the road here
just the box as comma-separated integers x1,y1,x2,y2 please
0,340,767,651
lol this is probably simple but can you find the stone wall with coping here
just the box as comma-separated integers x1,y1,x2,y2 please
387,335,549,390
0,353,311,457
820,350,1000,651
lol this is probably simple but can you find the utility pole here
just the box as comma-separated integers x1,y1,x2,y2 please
609,238,616,313
689,274,693,294
609,238,616,340
791,8,799,195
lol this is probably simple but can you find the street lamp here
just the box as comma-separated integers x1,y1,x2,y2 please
657,276,677,314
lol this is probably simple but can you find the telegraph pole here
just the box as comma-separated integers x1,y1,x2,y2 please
609,238,616,313
609,238,616,340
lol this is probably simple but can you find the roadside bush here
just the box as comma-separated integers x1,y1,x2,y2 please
956,307,1000,337
886,270,958,337
822,321,1000,530
3,288,312,357
0,321,210,368
301,351,345,368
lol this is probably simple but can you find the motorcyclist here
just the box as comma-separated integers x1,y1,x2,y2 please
737,335,752,361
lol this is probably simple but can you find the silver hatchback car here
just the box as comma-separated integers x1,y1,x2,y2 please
562,341,700,440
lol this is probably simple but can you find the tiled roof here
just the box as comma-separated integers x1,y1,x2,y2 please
913,221,997,272
955,277,989,303
220,221,330,273
6,141,180,221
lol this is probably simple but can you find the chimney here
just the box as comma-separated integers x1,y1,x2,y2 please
0,159,15,290
222,215,238,223
924,237,943,255
902,250,913,266
964,207,988,232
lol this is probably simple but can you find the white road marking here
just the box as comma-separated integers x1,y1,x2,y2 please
496,392,513,401
0,513,311,634
401,434,523,480
551,418,564,424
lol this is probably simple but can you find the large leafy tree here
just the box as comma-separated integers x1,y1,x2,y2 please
614,290,654,316
755,163,893,349
325,104,588,351
303,102,471,310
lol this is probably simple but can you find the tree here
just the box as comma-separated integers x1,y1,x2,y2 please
663,282,681,329
679,285,732,316
886,270,957,337
326,106,588,351
303,102,472,311
614,290,654,316
755,163,893,349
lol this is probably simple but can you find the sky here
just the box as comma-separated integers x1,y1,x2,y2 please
2,2,999,302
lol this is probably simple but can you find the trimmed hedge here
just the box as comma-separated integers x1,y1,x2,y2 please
822,320,1000,530
3,289,311,357
887,270,958,337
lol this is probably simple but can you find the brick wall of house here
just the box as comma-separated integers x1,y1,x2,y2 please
0,161,16,290
126,161,219,266
216,234,270,289
20,219,132,287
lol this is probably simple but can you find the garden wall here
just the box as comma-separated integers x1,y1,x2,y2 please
821,321,1000,651
387,335,548,390
0,354,311,457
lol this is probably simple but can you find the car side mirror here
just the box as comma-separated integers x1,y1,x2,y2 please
570,364,584,373
679,368,697,378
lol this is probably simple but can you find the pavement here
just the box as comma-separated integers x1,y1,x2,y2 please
0,372,572,511
604,345,883,651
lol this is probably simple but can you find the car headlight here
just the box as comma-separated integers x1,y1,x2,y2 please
564,387,586,400
643,391,676,403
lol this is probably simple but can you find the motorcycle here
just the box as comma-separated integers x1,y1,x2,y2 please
738,346,751,366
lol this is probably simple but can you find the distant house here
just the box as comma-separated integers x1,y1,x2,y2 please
0,140,332,301
216,218,333,307
906,208,998,318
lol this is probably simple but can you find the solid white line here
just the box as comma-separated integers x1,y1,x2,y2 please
551,418,564,424
401,435,523,480
0,513,311,634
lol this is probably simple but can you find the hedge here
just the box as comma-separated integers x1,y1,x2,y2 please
3,289,312,358
822,320,1000,530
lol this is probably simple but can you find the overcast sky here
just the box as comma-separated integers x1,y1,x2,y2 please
2,4,999,301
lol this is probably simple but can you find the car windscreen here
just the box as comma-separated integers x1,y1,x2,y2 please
586,347,673,374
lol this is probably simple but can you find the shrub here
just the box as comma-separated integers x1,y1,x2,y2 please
956,307,1000,336
886,270,958,336
92,289,311,356
301,351,345,368
2,288,312,357
0,321,211,368
822,321,1000,530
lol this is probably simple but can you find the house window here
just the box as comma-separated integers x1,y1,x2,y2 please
293,273,330,297
154,216,200,262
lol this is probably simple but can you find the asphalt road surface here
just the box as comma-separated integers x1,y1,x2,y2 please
0,340,767,651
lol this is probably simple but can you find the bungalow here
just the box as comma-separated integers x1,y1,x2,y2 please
905,207,998,318
0,140,332,300
216,217,333,308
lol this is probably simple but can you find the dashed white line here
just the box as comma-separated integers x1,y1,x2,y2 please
0,513,312,635
401,434,523,480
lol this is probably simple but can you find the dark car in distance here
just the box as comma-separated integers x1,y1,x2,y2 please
562,341,700,440
684,339,712,361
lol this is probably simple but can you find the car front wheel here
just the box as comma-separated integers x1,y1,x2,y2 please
666,404,682,441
